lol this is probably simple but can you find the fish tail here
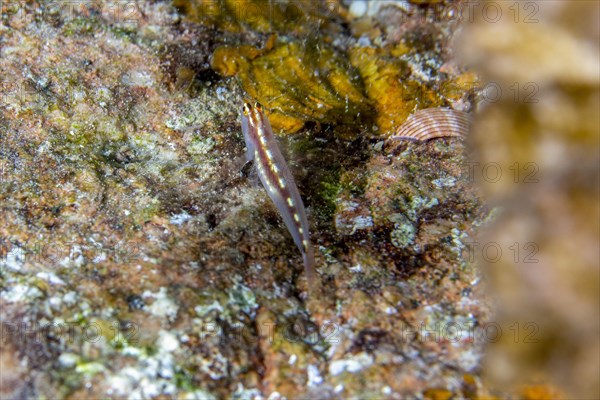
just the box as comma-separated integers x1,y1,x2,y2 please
303,245,316,289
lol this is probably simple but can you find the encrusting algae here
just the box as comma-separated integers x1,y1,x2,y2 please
177,0,477,136
212,37,374,134
173,0,340,35
211,33,476,136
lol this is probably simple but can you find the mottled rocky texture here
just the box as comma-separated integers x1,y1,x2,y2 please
0,1,498,399
458,1,600,398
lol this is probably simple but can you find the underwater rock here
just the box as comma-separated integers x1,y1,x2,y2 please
1,0,494,398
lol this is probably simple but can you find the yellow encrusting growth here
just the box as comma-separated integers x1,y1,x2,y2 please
213,40,373,134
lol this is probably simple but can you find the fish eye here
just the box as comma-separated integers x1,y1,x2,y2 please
243,102,251,115
254,101,262,110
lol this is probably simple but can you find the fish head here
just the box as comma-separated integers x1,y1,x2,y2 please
241,100,270,159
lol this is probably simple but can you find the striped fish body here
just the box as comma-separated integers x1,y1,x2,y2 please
241,101,315,285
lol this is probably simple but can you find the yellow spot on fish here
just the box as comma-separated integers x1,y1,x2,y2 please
279,178,286,188
294,213,300,223
287,197,293,207
298,227,304,235
265,149,273,160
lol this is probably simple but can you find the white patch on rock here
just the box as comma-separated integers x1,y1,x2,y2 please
36,271,65,285
143,287,179,322
194,300,223,317
63,291,77,305
0,245,25,271
1,284,43,302
348,0,367,17
288,354,297,365
349,264,362,272
121,70,155,87
385,306,397,315
267,391,283,400
432,176,457,188
329,353,374,376
170,212,192,225
58,353,79,369
307,364,323,386
108,329,182,399
351,216,373,234
157,330,179,352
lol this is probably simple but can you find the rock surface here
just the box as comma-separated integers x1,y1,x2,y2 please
2,1,589,399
